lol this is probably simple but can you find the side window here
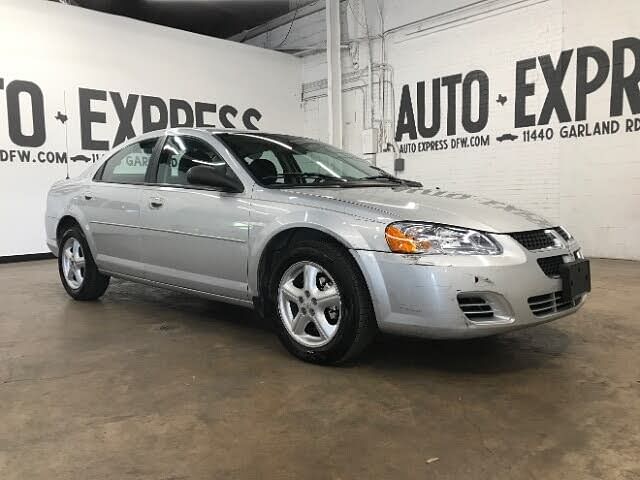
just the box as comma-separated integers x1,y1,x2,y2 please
155,136,238,186
98,138,157,184
243,149,286,184
244,150,284,174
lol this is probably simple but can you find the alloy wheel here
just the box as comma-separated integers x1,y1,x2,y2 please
277,261,342,347
61,237,86,290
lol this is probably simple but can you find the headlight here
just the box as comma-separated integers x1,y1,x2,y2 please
385,222,502,255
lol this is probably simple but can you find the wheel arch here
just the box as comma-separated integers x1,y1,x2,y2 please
55,212,98,259
56,215,81,243
256,227,346,292
252,226,365,315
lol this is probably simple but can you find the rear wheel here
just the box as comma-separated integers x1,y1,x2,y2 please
268,239,376,364
58,226,110,300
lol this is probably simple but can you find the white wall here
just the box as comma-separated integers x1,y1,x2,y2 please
0,0,303,257
390,0,564,227
388,0,640,260
557,0,640,259
237,0,640,260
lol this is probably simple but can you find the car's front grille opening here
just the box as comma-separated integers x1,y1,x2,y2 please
457,296,494,321
509,227,569,251
528,291,582,317
555,227,570,241
537,255,565,277
509,230,555,250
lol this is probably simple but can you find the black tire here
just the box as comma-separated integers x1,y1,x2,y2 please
58,225,110,301
267,239,377,365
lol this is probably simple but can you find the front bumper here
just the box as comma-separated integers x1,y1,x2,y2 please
352,234,586,339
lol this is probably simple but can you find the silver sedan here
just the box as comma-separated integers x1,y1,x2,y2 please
45,128,590,364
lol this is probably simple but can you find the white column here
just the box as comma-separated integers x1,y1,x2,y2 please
326,0,342,147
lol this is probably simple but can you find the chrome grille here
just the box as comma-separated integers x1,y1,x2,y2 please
457,296,494,320
528,291,581,317
537,255,565,277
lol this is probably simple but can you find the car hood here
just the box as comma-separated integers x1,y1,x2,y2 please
282,185,553,233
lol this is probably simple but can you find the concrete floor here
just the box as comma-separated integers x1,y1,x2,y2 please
0,259,638,480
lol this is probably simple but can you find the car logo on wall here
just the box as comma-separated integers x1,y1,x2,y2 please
70,154,92,163
496,133,518,142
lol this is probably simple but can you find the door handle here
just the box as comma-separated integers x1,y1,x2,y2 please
149,197,164,208
84,192,93,200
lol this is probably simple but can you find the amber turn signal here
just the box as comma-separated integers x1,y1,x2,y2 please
385,225,418,253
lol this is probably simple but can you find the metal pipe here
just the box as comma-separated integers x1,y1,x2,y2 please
362,0,375,132
228,0,326,43
326,0,342,147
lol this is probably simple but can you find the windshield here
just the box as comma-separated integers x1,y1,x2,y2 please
217,132,398,188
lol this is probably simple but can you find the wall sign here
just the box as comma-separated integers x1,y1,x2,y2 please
0,78,264,167
395,37,640,154
0,0,302,256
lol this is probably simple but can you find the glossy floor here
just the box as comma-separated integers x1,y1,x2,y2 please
1,259,638,479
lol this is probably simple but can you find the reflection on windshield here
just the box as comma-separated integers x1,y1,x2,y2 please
217,132,402,188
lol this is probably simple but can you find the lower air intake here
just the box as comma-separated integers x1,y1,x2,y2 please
457,296,494,321
528,291,582,317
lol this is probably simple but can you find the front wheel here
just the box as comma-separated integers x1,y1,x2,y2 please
269,239,376,364
58,226,110,300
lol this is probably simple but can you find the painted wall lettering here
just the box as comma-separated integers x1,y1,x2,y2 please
6,80,47,148
396,36,640,152
0,84,268,152
396,70,490,141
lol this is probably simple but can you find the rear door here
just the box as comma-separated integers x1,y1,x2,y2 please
139,134,250,300
83,137,160,276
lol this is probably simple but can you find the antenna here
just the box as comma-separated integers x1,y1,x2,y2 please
63,90,70,180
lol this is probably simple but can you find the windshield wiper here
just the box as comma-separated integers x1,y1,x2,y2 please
263,173,348,184
262,173,423,188
361,175,403,183
359,175,422,187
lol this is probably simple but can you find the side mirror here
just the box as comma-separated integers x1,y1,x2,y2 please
186,165,243,192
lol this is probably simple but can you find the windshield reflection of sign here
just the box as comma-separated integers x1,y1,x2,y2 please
115,153,150,174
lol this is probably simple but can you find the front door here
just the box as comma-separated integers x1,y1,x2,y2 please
139,134,250,301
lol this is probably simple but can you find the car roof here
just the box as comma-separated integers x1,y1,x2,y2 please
147,127,319,143
138,127,301,137
97,128,316,167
